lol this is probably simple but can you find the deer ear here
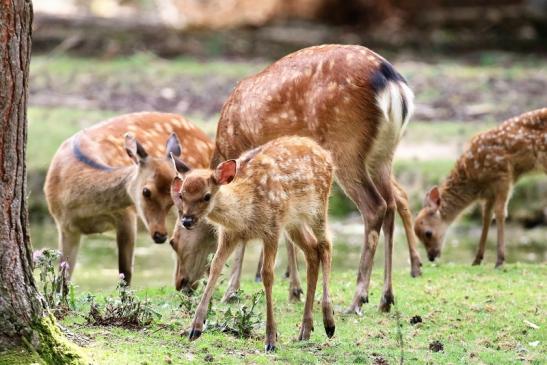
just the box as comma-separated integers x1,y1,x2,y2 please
124,133,148,164
169,153,191,174
166,133,182,158
214,160,237,185
425,186,441,210
170,175,183,201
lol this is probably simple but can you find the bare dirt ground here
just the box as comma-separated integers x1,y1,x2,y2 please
29,51,547,125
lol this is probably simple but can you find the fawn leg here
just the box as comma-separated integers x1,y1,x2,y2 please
287,227,319,341
473,199,494,266
116,210,137,285
494,186,510,268
311,220,335,338
255,247,263,282
285,233,304,302
222,242,246,302
189,230,239,341
262,234,279,352
393,179,422,277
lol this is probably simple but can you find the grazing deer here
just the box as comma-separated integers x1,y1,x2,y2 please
171,136,336,351
414,108,547,267
44,112,214,284
170,44,416,314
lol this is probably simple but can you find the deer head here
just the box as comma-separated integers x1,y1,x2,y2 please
170,158,237,230
124,132,184,244
414,186,448,261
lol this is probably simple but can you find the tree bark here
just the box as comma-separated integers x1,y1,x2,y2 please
0,1,84,363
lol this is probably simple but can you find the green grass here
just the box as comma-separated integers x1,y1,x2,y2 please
4,264,544,364
31,53,266,81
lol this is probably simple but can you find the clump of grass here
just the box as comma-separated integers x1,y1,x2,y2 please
33,249,73,318
209,291,263,338
84,275,160,329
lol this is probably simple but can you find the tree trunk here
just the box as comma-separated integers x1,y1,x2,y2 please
0,1,84,363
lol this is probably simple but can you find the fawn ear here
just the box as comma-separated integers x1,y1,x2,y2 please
169,153,191,174
171,176,183,200
124,133,148,164
166,133,182,158
425,186,441,210
214,160,237,185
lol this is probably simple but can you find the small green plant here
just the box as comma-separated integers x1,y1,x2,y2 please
209,291,263,338
85,275,160,329
32,249,71,318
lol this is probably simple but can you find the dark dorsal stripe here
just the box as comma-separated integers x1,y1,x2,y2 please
72,134,114,172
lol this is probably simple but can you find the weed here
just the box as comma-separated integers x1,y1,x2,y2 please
84,275,160,329
33,249,72,318
209,291,263,338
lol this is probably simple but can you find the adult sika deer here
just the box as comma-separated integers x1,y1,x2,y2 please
44,112,214,284
171,137,336,351
173,44,416,314
414,108,547,266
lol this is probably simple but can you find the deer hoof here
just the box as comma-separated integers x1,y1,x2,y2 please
379,293,394,313
289,288,303,302
344,303,363,316
324,325,335,338
265,343,277,352
495,261,504,268
188,328,202,341
411,265,422,277
255,274,262,282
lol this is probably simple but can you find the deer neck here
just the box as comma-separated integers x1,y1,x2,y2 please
93,166,135,210
438,170,477,223
207,184,253,232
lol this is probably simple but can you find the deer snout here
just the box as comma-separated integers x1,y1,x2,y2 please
428,249,440,262
153,231,168,244
181,215,196,230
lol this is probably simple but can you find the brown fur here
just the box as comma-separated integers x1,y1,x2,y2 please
171,136,336,350
44,112,214,284
171,44,417,314
414,108,547,266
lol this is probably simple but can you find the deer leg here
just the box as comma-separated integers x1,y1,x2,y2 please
287,227,318,340
116,211,136,285
222,242,246,302
189,230,239,341
262,233,280,352
255,247,263,282
311,216,335,338
473,199,494,266
285,234,303,302
377,171,396,313
58,226,81,281
494,187,510,268
339,170,386,315
393,179,422,277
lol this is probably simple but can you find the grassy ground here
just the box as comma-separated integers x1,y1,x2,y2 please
2,264,545,364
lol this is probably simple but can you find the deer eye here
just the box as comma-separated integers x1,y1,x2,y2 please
203,193,211,202
142,188,151,198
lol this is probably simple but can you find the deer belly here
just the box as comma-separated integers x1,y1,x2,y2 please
73,215,118,234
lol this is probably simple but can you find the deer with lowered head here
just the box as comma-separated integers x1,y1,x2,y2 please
44,112,214,284
170,136,336,351
414,108,547,267
170,44,416,314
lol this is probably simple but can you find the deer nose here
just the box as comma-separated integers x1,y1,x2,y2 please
181,216,195,230
153,231,167,244
425,230,433,239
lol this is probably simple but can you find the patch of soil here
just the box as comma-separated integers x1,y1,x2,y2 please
29,53,547,124
429,340,444,352
410,315,423,325
372,355,389,365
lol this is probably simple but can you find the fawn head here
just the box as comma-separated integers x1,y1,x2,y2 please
169,221,216,292
170,158,237,230
414,186,448,261
125,132,184,244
